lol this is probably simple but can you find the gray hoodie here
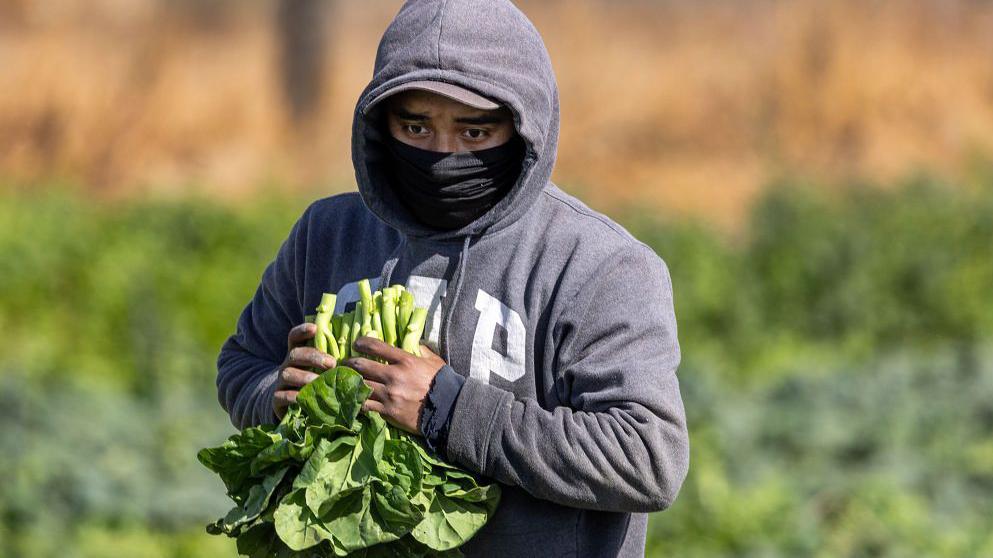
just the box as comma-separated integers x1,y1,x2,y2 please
216,1,690,556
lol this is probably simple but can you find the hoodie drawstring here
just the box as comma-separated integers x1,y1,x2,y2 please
441,234,472,363
378,236,407,290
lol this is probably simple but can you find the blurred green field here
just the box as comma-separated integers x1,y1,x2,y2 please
1,175,992,557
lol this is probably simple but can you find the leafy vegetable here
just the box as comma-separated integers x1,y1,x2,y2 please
199,282,501,556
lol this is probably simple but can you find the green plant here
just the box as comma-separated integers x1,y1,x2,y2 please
199,284,500,557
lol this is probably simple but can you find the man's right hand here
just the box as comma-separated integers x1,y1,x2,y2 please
273,323,337,419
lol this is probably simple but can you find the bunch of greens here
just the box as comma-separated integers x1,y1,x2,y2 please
198,281,501,557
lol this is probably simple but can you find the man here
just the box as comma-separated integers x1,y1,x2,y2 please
216,1,689,556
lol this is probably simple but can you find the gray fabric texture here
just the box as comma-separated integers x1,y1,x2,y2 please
215,1,690,556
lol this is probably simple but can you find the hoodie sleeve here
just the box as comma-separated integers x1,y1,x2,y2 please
445,243,690,513
216,213,307,430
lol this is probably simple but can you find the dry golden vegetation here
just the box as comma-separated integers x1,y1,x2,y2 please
2,0,992,224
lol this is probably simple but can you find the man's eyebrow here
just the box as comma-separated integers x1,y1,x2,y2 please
454,114,506,125
392,107,430,121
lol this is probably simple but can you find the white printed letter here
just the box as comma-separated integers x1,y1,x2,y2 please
470,290,526,383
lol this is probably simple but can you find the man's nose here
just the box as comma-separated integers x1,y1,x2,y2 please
428,133,458,153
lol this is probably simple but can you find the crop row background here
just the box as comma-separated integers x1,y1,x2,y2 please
1,176,991,557
3,0,993,226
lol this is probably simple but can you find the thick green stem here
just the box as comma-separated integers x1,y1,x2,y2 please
358,279,373,320
337,311,352,360
314,330,328,354
381,288,397,347
350,302,364,354
398,290,414,339
401,307,428,356
372,308,384,340
315,292,335,315
361,306,372,336
314,293,337,358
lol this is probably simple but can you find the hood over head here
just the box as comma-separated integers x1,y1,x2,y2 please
352,0,560,241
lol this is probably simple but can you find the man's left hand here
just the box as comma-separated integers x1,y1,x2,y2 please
344,336,447,435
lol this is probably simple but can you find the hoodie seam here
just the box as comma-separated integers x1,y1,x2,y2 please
475,380,507,474
436,0,450,68
542,188,635,243
440,234,472,363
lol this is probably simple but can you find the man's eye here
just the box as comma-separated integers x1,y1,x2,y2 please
405,125,427,135
464,129,488,140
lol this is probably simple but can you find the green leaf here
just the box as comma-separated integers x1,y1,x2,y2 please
371,483,423,531
213,466,290,535
297,367,373,430
355,536,465,557
248,414,353,478
411,492,493,551
350,412,387,483
411,489,433,511
198,427,281,499
273,488,334,551
313,413,387,518
319,484,410,553
235,523,316,558
442,483,501,507
251,427,316,475
382,438,424,497
421,472,446,488
199,300,502,557
295,436,359,517
409,438,460,471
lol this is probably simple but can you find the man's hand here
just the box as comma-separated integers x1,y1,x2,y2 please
273,323,337,419
344,336,446,435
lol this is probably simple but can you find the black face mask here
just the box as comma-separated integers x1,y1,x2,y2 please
384,134,526,231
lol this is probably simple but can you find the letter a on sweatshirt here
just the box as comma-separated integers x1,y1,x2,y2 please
471,289,526,383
